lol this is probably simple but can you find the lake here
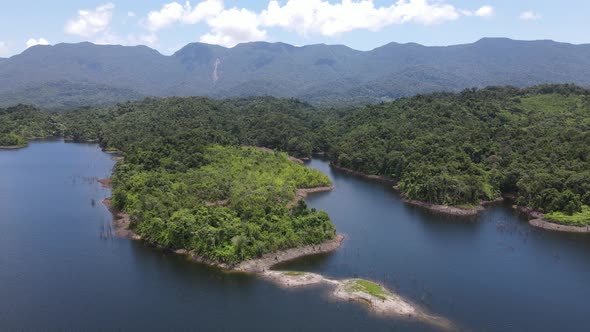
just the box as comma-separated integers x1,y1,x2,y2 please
1,140,589,331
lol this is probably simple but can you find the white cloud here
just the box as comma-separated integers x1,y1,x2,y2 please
141,1,494,47
260,0,467,37
462,5,494,18
145,0,223,31
65,3,115,37
520,11,541,21
200,7,266,47
26,38,50,48
128,11,136,18
474,5,494,17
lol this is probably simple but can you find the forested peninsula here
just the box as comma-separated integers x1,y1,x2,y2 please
1,84,589,257
325,84,590,227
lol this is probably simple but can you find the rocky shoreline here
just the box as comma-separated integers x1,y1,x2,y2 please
97,178,112,189
529,219,590,233
328,164,507,216
330,164,396,183
404,199,484,216
102,149,123,154
102,197,141,240
287,186,334,208
513,205,590,233
404,197,505,216
0,145,25,150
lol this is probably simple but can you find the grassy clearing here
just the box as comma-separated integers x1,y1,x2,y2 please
545,205,590,226
348,279,390,300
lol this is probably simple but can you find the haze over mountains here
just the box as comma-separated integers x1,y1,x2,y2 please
1,38,590,109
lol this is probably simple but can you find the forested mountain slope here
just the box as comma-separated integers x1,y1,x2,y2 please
1,38,590,109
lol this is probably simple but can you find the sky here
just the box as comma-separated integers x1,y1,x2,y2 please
0,0,589,57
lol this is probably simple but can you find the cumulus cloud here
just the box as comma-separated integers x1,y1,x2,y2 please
65,3,115,37
462,5,494,17
520,11,541,21
141,0,493,47
200,7,266,46
26,38,50,48
145,0,223,31
128,11,136,18
474,5,494,17
260,0,465,37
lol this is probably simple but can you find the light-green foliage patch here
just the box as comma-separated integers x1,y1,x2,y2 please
347,279,390,300
545,206,590,226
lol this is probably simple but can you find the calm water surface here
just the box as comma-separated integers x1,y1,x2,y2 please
1,140,589,331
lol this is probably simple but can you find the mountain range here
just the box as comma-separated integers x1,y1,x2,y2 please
1,38,590,110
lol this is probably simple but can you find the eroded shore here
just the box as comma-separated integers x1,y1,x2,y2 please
287,186,334,208
514,205,590,233
330,164,396,183
0,145,25,150
329,163,508,217
404,197,505,216
404,199,484,216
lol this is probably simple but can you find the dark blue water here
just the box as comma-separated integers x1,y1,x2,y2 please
289,159,590,332
1,141,589,331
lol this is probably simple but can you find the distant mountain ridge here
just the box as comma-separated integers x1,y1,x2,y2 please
1,38,590,109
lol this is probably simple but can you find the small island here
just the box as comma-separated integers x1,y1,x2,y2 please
262,271,455,330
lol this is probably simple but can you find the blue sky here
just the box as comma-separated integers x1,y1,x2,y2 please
1,0,589,57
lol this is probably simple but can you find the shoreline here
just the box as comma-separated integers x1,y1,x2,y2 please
328,164,507,216
102,197,141,240
404,197,505,217
102,149,123,154
185,234,345,272
287,186,334,208
329,164,397,184
101,194,345,270
513,205,590,234
403,199,484,216
0,145,25,150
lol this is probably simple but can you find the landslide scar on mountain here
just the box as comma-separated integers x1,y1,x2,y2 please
213,58,221,83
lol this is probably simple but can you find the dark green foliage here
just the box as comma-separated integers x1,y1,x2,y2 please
0,105,61,146
94,97,325,159
326,84,590,224
0,81,145,112
112,145,334,264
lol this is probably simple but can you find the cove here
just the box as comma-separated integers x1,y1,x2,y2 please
1,140,589,331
